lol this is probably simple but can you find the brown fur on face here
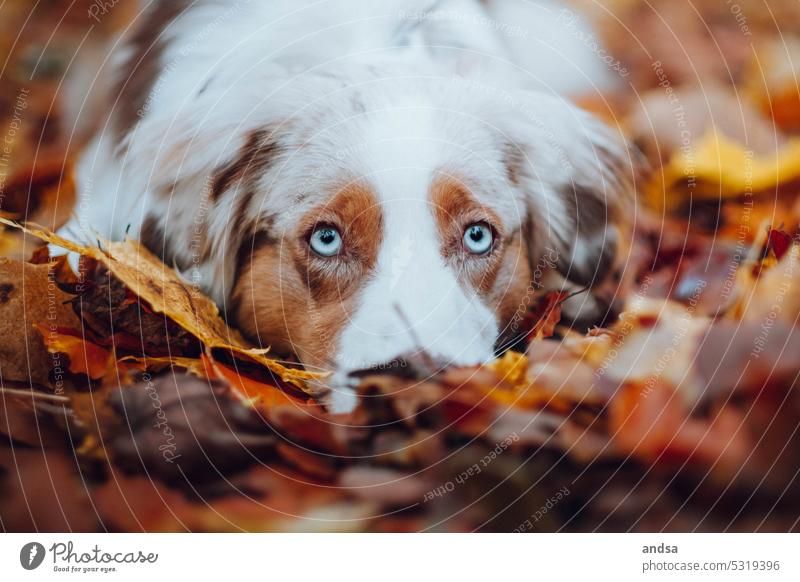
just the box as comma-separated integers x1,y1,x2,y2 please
233,175,533,372
430,176,531,342
231,182,383,371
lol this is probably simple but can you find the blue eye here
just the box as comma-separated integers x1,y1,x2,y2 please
309,226,343,257
463,223,493,255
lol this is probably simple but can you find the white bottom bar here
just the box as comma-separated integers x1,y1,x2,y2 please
1,533,796,581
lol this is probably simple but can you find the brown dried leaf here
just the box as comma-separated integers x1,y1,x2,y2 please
523,290,569,341
0,257,81,387
107,373,276,487
75,265,200,357
1,220,322,390
91,466,375,532
0,446,99,532
0,391,69,447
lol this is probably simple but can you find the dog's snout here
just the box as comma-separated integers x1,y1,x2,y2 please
349,357,414,379
349,351,460,381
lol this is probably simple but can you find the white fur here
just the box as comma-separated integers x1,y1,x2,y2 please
333,107,500,374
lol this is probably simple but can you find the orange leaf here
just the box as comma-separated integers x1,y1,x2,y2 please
34,324,112,380
610,380,752,469
486,351,575,412
202,354,311,409
609,381,682,459
119,354,211,378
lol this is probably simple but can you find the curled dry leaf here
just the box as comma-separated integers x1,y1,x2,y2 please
203,354,315,410
75,264,201,357
0,220,322,391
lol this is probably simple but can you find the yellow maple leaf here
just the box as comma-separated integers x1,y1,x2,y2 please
488,351,531,390
648,130,800,212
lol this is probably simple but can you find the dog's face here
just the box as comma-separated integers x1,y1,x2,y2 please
133,74,633,408
232,163,533,381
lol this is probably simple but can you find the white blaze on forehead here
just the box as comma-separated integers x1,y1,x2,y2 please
333,107,498,374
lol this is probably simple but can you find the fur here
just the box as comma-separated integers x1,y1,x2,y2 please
59,0,637,411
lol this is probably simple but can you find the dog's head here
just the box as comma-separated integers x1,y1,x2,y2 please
131,70,635,407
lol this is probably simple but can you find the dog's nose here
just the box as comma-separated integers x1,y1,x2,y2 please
349,351,451,381
349,357,412,379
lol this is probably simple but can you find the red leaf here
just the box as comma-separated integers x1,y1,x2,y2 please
523,291,570,340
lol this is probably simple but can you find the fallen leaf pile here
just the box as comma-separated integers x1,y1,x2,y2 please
2,0,800,532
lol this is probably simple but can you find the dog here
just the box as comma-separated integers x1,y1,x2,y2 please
60,0,637,411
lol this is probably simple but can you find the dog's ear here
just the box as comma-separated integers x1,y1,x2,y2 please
122,66,369,306
499,93,639,290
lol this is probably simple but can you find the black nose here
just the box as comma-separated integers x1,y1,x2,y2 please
349,358,416,380
350,349,455,380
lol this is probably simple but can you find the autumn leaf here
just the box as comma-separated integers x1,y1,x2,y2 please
106,373,277,487
0,390,69,447
0,256,82,388
744,36,800,132
522,290,570,341
1,219,323,390
5,0,800,535
733,235,800,322
488,350,529,389
765,228,795,260
32,324,114,380
648,130,800,212
0,162,76,260
203,354,315,410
